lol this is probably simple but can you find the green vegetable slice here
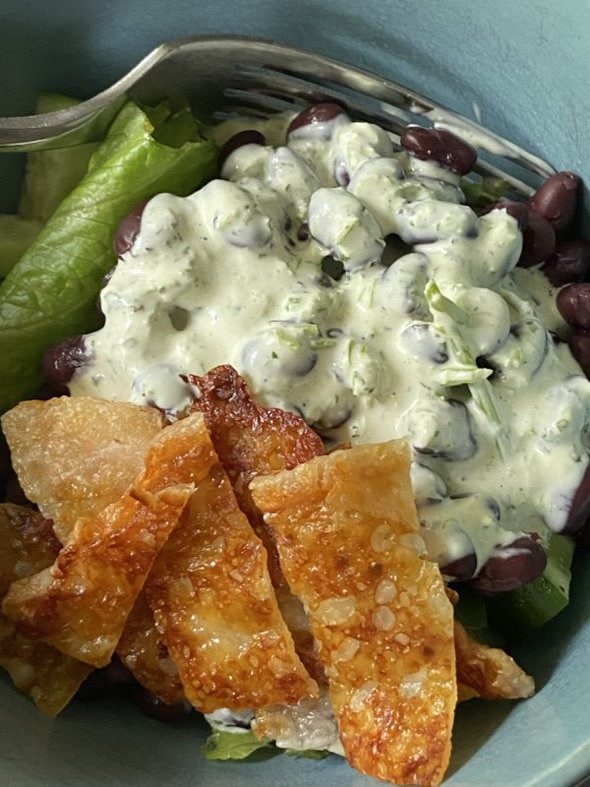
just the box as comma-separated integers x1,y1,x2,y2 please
285,748,331,760
454,587,506,648
460,176,510,214
0,215,43,277
202,730,271,761
0,100,218,412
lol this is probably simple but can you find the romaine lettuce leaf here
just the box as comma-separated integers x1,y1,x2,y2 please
285,748,330,759
201,730,271,761
0,101,218,412
0,215,43,277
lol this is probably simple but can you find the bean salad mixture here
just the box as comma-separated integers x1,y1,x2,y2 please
0,92,589,771
43,103,590,602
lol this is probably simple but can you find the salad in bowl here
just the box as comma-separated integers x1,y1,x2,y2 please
0,43,589,787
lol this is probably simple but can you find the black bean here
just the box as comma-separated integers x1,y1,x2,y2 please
556,283,590,329
42,335,91,389
287,102,347,137
297,223,310,242
411,400,477,462
482,199,529,230
518,211,556,267
442,552,477,581
400,125,477,176
528,171,580,234
219,129,266,167
469,535,547,593
321,255,345,281
399,322,449,364
542,240,590,286
313,400,353,431
113,199,149,257
564,462,590,534
569,331,590,377
333,160,350,187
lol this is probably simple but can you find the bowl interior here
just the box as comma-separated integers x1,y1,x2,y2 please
1,2,590,785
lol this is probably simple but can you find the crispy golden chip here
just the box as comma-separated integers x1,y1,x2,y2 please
454,620,534,700
251,440,456,787
2,395,179,698
185,365,325,586
185,365,326,677
116,591,185,706
185,365,325,482
144,414,318,712
1,413,211,668
0,504,92,716
274,585,326,685
2,397,163,543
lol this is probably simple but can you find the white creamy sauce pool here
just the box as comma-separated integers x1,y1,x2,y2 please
70,113,590,572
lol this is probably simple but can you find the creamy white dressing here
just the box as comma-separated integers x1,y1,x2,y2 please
70,111,590,573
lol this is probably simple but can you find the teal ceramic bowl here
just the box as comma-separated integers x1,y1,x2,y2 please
1,2,589,785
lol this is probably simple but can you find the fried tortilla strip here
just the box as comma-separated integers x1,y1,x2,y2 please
185,365,325,586
1,414,210,668
2,395,178,698
185,365,326,678
251,440,456,787
117,592,185,705
454,620,534,700
144,414,318,712
185,365,325,485
0,504,92,716
1,396,163,543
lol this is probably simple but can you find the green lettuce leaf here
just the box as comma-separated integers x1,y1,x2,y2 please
201,730,271,761
0,215,43,277
0,101,218,412
285,748,330,759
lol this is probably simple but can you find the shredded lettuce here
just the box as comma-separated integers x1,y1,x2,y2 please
285,748,330,760
201,728,331,762
0,100,218,412
424,279,510,459
201,730,271,761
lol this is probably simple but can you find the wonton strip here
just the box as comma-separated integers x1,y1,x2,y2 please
116,591,185,705
184,365,324,586
144,414,318,713
251,440,456,787
2,396,163,543
1,414,210,668
0,504,92,716
454,621,534,700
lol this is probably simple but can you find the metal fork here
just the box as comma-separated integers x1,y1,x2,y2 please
0,35,554,196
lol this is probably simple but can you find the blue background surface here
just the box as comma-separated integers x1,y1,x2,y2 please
1,1,589,785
